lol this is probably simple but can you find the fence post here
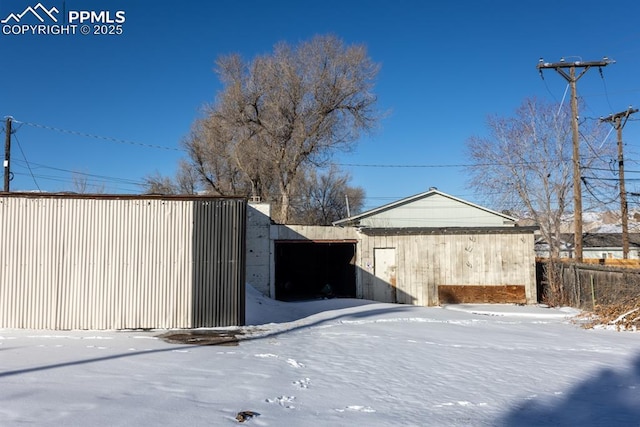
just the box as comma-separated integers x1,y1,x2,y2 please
572,264,580,307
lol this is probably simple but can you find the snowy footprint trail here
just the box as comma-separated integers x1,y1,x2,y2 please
238,297,640,426
2,294,640,426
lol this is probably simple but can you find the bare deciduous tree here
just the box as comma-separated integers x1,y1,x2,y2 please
182,114,273,198
71,172,105,194
466,97,611,258
180,35,379,223
143,160,200,195
143,173,176,194
290,165,365,225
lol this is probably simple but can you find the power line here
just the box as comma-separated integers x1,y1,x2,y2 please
599,67,615,113
338,152,612,169
11,160,145,186
337,162,468,168
338,160,552,168
13,134,40,191
5,117,173,193
14,119,183,152
11,169,143,192
583,165,640,174
582,178,619,207
583,176,640,182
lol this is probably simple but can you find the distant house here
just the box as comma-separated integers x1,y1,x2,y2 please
535,233,640,260
247,188,538,306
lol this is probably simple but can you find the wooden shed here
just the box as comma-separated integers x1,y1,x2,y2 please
333,189,538,305
0,193,247,330
246,189,537,305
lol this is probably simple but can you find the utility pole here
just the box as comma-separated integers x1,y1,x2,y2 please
537,57,614,261
3,116,11,192
345,194,351,218
601,107,638,259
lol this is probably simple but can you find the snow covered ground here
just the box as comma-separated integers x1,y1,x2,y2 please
2,286,640,426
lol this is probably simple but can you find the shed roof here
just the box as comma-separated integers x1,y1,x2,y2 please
333,188,517,228
360,226,539,236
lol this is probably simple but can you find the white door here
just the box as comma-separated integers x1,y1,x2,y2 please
373,248,397,303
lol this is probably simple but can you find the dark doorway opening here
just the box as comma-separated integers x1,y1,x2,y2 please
275,241,357,301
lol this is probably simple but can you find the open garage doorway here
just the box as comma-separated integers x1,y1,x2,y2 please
275,241,357,301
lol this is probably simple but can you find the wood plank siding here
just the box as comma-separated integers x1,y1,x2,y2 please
358,229,536,305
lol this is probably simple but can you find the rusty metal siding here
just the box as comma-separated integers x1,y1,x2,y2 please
0,195,246,330
192,199,246,327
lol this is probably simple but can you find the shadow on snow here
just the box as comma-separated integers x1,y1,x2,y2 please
499,352,640,427
0,300,414,378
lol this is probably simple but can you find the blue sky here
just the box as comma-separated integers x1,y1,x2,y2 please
2,0,640,210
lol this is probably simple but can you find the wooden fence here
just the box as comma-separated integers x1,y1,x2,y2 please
537,259,640,309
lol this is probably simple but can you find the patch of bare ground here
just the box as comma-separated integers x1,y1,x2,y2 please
158,329,247,346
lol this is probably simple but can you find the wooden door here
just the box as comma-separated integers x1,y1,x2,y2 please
373,248,397,303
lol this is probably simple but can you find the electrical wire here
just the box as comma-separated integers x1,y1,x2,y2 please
6,117,174,193
12,133,41,191
11,160,145,186
337,160,562,168
337,162,468,168
597,125,615,149
10,171,140,193
7,117,638,208
10,160,146,193
583,175,640,182
539,72,560,104
582,176,619,206
599,67,615,114
557,84,569,117
13,119,183,152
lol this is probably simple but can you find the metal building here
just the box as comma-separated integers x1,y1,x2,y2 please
0,193,246,330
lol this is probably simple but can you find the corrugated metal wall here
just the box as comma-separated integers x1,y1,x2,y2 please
192,198,246,327
0,195,246,330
